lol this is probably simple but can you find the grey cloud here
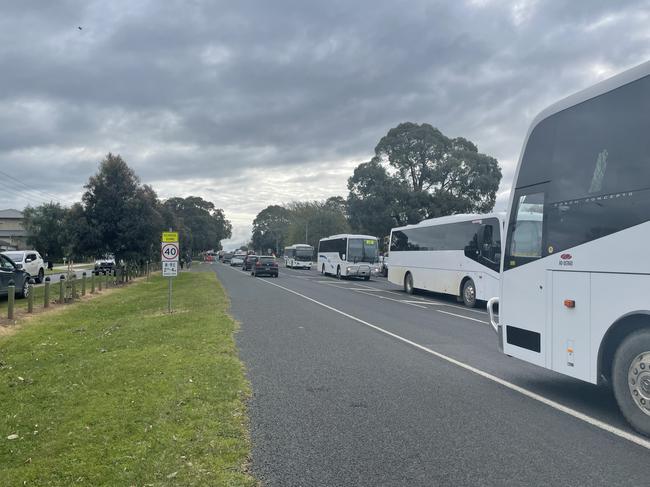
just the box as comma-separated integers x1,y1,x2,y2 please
1,0,649,238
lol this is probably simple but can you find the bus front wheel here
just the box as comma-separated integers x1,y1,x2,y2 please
612,328,650,436
404,273,414,295
462,279,477,308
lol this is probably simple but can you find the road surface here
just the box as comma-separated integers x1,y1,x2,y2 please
213,262,649,486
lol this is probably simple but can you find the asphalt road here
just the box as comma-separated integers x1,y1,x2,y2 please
212,262,650,487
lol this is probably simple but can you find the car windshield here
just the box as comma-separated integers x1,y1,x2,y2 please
347,238,378,263
3,252,23,262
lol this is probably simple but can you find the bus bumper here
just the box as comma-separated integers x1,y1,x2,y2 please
487,297,503,352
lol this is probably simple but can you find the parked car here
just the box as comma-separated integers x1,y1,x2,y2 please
251,256,279,277
242,254,259,271
1,250,45,283
0,254,31,298
94,256,115,274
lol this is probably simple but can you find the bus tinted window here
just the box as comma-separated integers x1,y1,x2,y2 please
509,74,650,260
391,219,500,271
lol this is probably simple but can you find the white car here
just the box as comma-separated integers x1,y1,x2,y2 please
1,250,46,283
230,255,245,266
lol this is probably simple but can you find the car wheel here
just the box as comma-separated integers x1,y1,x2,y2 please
404,272,414,295
37,268,44,283
336,266,341,279
462,279,477,308
612,328,650,436
17,277,29,299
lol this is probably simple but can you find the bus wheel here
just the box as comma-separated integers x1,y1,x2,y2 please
612,328,650,436
404,273,414,295
336,266,341,279
462,279,477,308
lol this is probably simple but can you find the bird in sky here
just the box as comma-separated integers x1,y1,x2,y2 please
78,26,82,30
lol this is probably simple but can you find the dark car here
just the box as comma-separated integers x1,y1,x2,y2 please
251,256,279,277
0,254,30,299
94,256,115,275
242,254,259,272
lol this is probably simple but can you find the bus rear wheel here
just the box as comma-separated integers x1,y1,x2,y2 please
404,272,414,295
462,279,477,308
612,328,650,436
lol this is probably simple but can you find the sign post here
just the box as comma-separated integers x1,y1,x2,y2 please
161,231,179,313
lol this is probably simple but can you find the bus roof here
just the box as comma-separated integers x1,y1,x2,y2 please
530,60,650,131
320,234,378,241
284,243,314,249
391,212,506,233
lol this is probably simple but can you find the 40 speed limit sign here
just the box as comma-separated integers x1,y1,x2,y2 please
161,242,180,262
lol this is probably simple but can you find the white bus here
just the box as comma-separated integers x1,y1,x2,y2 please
389,213,505,307
318,234,381,280
488,61,650,435
284,244,314,269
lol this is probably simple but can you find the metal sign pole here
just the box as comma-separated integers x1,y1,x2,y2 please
168,277,172,313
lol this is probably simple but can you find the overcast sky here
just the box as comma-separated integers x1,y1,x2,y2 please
1,0,649,247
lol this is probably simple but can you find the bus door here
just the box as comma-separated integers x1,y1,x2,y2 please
502,184,547,367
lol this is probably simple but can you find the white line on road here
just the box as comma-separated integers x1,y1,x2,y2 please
436,309,489,324
254,276,650,451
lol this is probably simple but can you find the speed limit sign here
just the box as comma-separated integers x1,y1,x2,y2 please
161,242,179,262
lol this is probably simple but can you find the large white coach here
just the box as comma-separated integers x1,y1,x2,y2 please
389,213,505,307
318,234,381,280
284,244,314,269
488,61,650,435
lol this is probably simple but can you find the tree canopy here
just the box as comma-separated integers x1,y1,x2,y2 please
347,122,502,240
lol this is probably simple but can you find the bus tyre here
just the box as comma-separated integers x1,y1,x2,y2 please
462,279,477,308
612,328,650,436
336,266,341,280
404,273,414,295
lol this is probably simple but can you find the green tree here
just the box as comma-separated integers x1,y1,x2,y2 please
251,205,291,254
347,158,421,239
375,122,502,216
22,202,70,261
80,153,164,262
285,200,349,251
163,196,232,254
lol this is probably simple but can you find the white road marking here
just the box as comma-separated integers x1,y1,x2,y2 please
354,290,428,309
386,290,488,315
254,277,650,451
437,309,489,325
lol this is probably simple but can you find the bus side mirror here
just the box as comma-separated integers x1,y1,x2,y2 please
341,254,346,260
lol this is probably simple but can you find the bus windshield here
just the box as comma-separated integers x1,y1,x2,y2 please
294,249,313,261
348,238,378,263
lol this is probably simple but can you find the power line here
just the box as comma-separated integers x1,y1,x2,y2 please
0,169,68,204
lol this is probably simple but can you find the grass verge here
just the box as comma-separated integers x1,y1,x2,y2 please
0,272,255,486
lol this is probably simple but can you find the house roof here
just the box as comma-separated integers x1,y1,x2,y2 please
0,229,28,237
0,209,24,219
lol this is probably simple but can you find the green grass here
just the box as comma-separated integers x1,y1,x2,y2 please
0,272,255,486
